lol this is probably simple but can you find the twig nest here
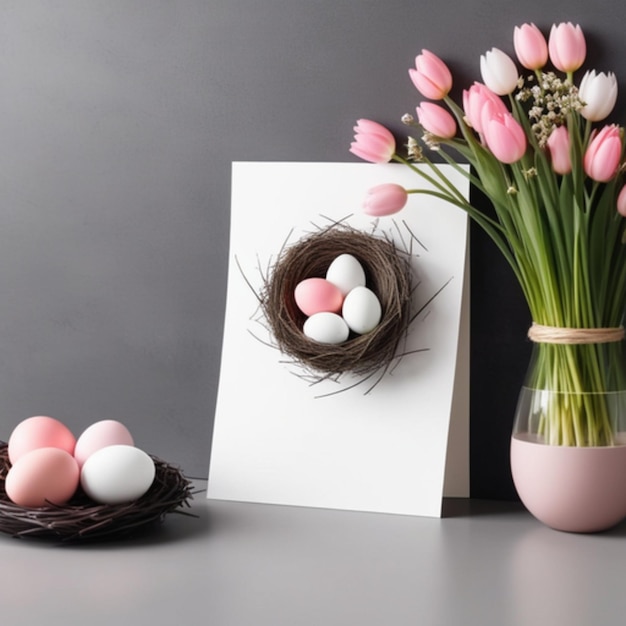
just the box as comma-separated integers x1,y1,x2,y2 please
0,441,194,541
261,224,413,381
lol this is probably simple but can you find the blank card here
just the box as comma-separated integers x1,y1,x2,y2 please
208,161,469,517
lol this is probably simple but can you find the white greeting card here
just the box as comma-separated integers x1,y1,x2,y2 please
208,161,469,517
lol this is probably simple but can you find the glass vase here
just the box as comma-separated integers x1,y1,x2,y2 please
511,338,626,532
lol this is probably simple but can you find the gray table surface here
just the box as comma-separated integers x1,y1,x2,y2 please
1,480,625,626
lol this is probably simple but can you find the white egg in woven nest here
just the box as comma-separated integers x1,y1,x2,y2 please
326,254,366,296
342,286,382,334
80,445,156,505
303,311,350,344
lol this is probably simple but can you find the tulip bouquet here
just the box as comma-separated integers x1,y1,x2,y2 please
350,22,626,446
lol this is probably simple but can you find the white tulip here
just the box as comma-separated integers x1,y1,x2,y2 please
578,70,618,121
480,48,519,96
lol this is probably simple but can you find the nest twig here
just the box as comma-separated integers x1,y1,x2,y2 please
0,442,195,542
259,223,414,388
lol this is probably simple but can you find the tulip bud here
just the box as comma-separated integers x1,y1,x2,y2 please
546,126,572,175
548,22,586,73
415,102,457,138
462,82,509,134
349,119,396,163
480,48,519,96
363,183,408,217
482,112,527,164
578,70,618,122
409,50,453,100
617,186,626,218
583,125,622,182
513,23,549,70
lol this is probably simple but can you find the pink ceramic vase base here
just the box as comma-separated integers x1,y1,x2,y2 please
511,434,626,533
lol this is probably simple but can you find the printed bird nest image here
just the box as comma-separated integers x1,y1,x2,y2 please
0,441,194,542
255,223,417,391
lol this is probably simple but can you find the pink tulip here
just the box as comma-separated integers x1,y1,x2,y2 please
462,82,509,134
548,22,586,73
409,50,453,100
349,119,396,163
482,112,527,164
479,98,514,141
363,183,408,217
546,126,572,174
617,186,626,217
415,102,457,138
584,125,623,182
514,23,549,70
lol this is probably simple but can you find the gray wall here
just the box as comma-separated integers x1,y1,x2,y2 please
0,1,624,497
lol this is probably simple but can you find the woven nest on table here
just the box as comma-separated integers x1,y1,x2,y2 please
0,442,195,542
259,224,414,388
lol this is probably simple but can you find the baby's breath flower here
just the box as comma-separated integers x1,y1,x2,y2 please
422,132,441,150
518,71,583,146
406,136,423,160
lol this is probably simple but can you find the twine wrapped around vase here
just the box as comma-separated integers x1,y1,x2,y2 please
528,323,625,345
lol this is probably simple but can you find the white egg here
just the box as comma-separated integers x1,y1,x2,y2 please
303,312,350,344
80,445,156,505
326,254,366,296
342,286,382,334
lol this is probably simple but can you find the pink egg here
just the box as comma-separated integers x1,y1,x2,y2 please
74,420,135,468
8,416,76,465
294,278,344,317
5,447,80,507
